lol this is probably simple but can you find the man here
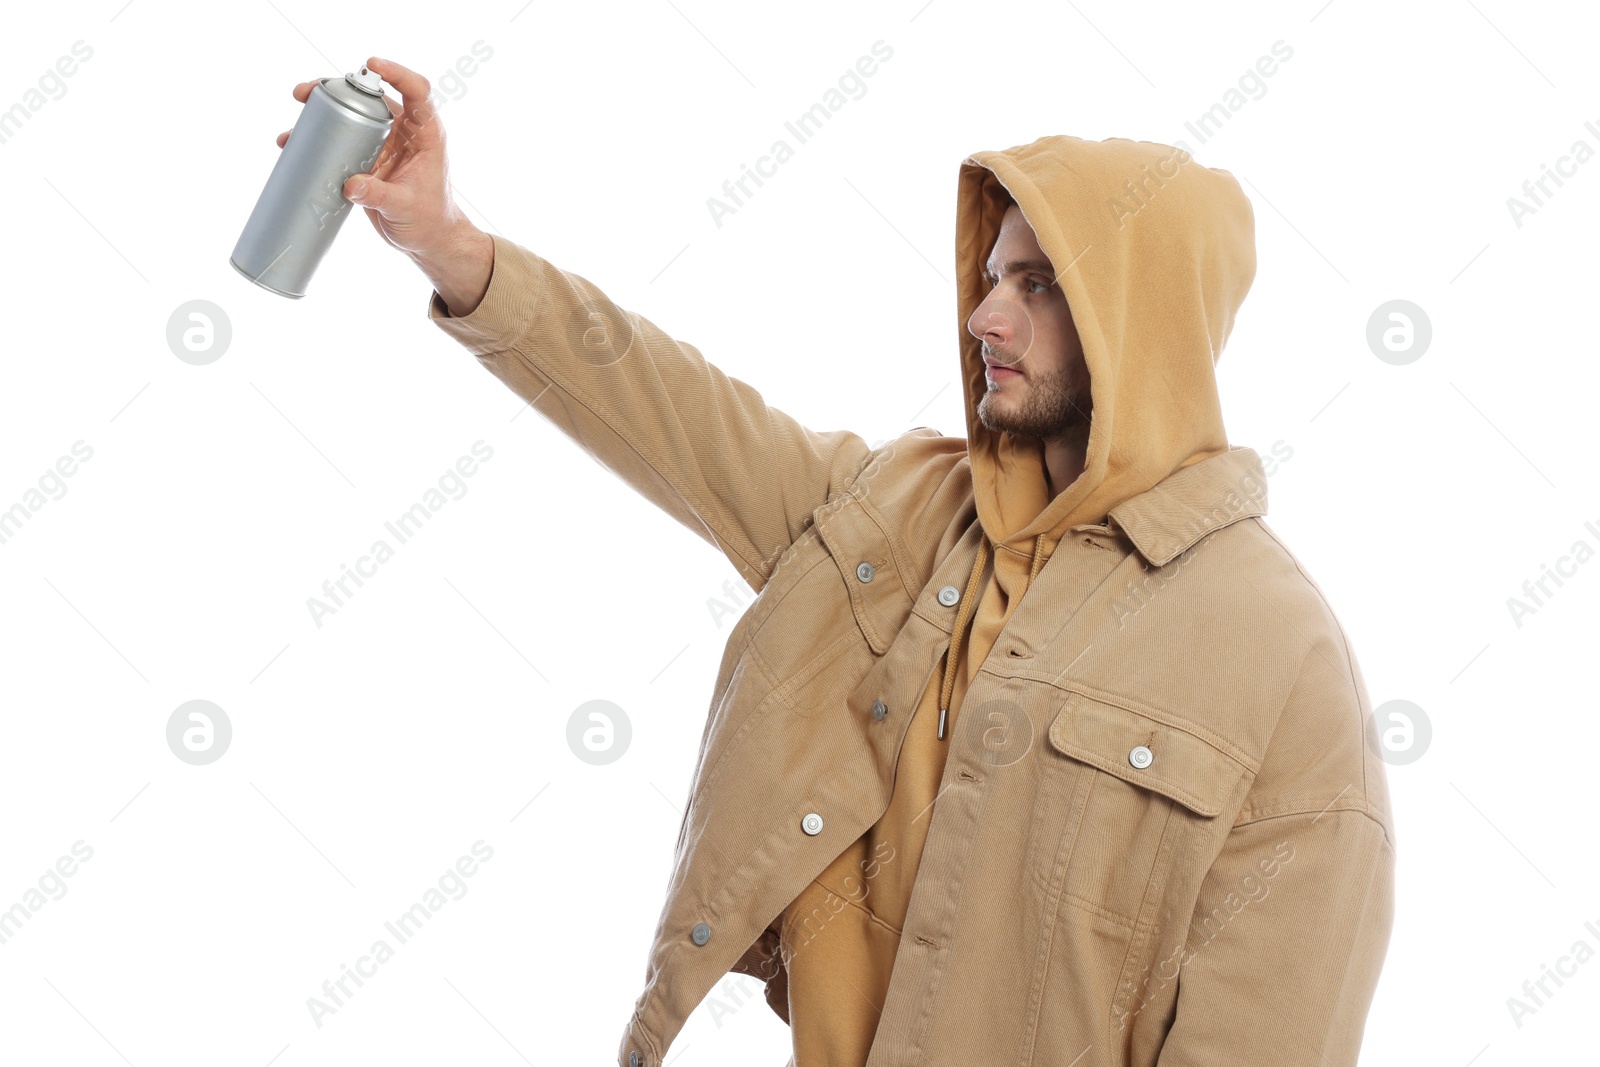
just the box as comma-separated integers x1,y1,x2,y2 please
309,56,1396,1067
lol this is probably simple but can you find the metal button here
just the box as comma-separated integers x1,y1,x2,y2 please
937,585,960,607
801,812,824,835
1128,745,1153,769
691,922,711,946
871,699,887,721
629,1052,642,1067
856,561,875,583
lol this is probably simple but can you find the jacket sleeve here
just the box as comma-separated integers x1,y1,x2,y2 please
1152,804,1396,1066
426,233,875,593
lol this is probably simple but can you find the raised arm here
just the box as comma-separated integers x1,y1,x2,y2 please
278,56,876,592
427,230,875,591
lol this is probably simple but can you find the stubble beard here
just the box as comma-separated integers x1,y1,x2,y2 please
977,362,1092,442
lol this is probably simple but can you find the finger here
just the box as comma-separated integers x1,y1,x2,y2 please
292,78,317,103
344,172,408,216
277,130,289,148
362,57,439,146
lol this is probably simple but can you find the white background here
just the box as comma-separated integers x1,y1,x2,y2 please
2,1,1597,1065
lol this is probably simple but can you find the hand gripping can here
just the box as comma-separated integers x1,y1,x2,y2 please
230,66,394,298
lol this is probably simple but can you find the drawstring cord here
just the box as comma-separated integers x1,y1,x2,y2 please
937,531,1048,740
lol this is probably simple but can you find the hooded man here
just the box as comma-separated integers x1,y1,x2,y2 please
423,132,1397,1067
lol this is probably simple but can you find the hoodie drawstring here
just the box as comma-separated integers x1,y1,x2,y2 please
937,531,1048,740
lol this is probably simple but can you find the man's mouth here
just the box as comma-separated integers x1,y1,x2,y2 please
984,357,1022,379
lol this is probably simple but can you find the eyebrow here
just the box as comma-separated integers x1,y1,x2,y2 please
982,257,1056,283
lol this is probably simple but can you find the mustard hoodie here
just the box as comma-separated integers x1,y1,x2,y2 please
776,134,1257,1063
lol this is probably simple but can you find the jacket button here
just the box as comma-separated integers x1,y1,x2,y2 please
871,699,887,721
1129,745,1153,769
937,585,960,606
691,922,711,945
856,561,875,583
629,1052,642,1067
801,812,824,835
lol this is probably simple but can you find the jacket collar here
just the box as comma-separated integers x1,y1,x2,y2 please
1104,446,1268,568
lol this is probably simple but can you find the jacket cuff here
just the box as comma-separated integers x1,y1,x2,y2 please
425,232,541,356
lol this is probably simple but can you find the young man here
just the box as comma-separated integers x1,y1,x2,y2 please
314,56,1396,1067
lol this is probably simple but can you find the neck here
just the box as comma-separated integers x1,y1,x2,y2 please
1044,422,1089,499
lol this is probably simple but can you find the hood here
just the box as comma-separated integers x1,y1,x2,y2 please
957,134,1257,556
932,135,1257,732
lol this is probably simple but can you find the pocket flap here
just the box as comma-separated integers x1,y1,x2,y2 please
1046,689,1250,817
814,493,913,656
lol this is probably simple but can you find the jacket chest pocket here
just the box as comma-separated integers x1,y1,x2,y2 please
1040,686,1255,924
746,492,915,718
813,490,917,655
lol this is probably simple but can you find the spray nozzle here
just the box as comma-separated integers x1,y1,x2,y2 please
347,66,385,95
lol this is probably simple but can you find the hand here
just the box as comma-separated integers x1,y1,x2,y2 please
276,56,478,262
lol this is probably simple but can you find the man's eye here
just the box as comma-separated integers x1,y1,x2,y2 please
984,276,1051,293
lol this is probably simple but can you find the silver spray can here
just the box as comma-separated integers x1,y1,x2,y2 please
230,66,394,298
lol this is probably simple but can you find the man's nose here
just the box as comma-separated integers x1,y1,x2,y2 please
968,296,1012,343
968,292,1033,362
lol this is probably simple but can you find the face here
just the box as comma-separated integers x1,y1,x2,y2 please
968,202,1091,441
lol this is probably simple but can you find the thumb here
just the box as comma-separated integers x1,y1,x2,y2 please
345,174,392,209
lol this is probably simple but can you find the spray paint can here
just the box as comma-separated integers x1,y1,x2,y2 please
230,66,394,298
